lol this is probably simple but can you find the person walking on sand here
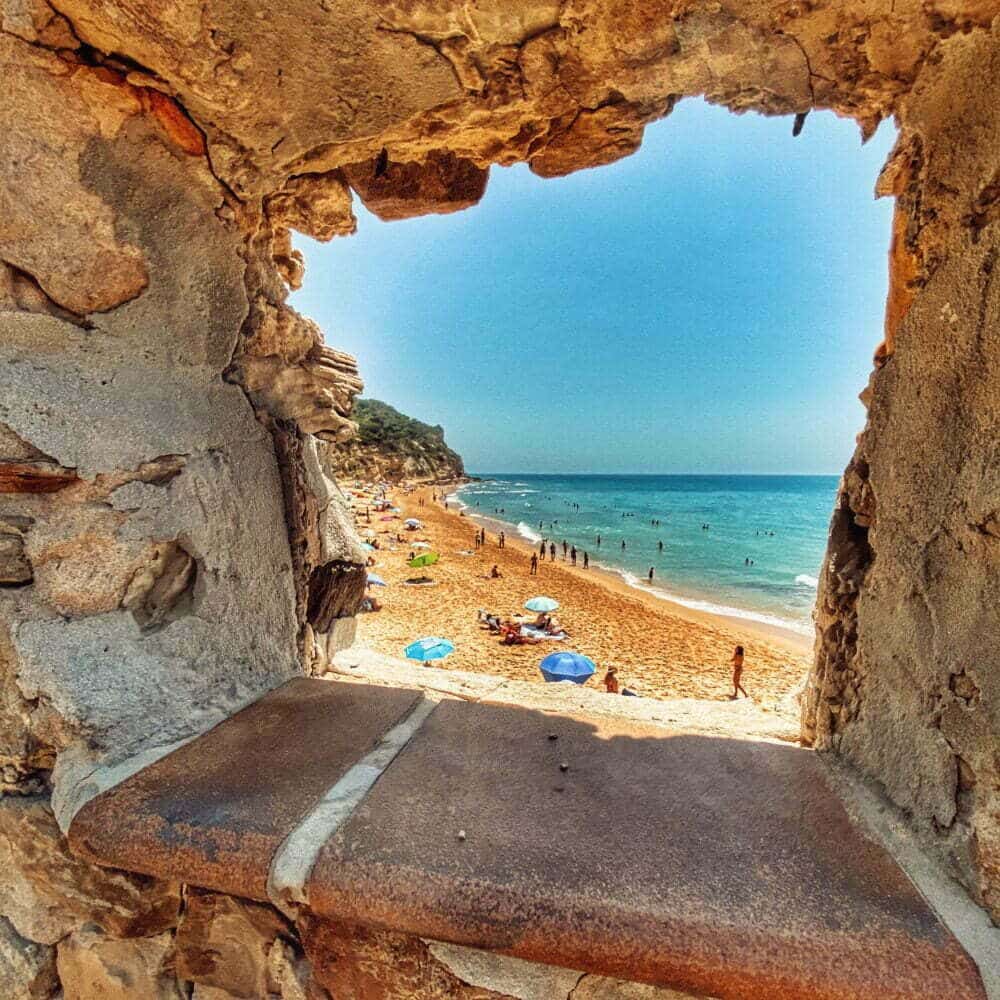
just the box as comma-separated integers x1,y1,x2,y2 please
583,551,589,569
549,542,556,561
499,531,505,549
530,553,538,575
730,645,748,699
562,540,568,558
571,546,577,566
539,540,546,561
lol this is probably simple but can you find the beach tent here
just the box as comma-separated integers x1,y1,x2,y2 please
366,573,387,587
404,637,454,661
408,552,439,568
539,651,596,684
524,596,559,613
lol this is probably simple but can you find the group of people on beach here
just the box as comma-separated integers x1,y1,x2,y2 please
358,486,755,703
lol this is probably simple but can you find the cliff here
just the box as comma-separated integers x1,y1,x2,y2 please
329,399,464,484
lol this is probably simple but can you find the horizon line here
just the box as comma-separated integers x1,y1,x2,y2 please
465,471,844,478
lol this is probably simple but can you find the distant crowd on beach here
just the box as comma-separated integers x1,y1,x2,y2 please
429,491,755,702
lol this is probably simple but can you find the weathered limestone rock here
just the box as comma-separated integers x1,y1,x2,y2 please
56,926,184,1000
0,524,32,584
266,172,357,242
804,22,1000,921
0,916,58,1000
0,796,180,946
300,918,515,999
343,153,489,221
175,889,292,997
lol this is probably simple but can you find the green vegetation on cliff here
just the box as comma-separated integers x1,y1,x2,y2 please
331,399,465,483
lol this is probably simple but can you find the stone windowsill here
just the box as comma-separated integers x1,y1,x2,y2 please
64,677,988,1000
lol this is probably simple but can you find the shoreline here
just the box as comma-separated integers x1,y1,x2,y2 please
445,486,813,658
349,481,812,706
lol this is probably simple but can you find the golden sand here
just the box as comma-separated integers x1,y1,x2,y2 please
352,485,812,706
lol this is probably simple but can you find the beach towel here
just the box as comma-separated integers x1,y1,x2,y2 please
520,625,567,641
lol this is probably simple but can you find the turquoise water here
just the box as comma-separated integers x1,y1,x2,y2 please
453,474,839,635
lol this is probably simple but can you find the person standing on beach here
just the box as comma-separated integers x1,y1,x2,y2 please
730,645,748,699
549,542,556,561
562,540,568,558
499,531,506,549
530,553,538,575
570,546,577,566
648,567,654,582
539,540,546,561
603,667,620,694
583,552,589,569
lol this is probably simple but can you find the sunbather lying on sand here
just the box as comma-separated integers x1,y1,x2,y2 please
477,610,503,632
499,621,541,645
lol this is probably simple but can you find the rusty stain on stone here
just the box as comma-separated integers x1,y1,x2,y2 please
305,699,986,1000
68,679,421,900
0,462,80,493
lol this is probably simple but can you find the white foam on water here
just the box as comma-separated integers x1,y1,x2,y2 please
795,574,819,588
599,563,813,637
517,522,542,543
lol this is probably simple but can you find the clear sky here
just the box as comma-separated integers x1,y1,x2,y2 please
291,99,897,475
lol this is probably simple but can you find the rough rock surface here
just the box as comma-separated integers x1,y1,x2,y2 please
1,0,999,993
175,889,295,997
0,916,58,1000
0,796,180,946
803,21,1000,921
56,926,184,1000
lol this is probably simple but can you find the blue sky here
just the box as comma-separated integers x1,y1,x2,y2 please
292,100,897,475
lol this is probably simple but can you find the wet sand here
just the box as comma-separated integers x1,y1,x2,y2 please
351,485,812,706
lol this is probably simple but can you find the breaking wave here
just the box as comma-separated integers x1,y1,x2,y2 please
517,522,542,543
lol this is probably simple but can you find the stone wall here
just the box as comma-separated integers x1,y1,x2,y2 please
1,0,999,995
802,23,1000,921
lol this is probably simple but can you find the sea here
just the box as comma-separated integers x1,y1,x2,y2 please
452,474,840,637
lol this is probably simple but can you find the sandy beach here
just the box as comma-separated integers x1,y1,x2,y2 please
351,484,812,707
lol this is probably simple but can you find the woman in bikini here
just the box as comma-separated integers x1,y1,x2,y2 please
730,645,748,699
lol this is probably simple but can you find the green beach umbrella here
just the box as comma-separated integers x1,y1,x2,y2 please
408,551,440,569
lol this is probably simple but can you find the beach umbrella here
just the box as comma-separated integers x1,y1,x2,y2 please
404,637,455,661
539,651,596,685
408,551,439,568
524,596,560,613
366,573,387,587
404,518,422,528
360,542,375,552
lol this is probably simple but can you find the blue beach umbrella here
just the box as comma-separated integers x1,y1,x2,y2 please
360,542,375,552
404,637,455,661
366,573,387,587
524,596,559,613
539,651,596,684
